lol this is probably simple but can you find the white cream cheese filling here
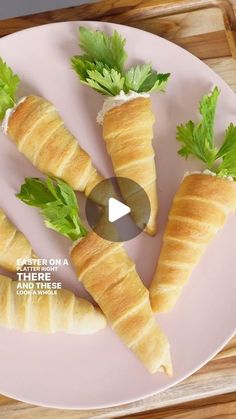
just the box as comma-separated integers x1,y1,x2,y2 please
1,96,27,134
183,169,233,181
97,90,150,125
69,237,84,252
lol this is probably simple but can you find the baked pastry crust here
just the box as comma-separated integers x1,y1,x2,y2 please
71,231,172,374
0,274,106,334
103,97,158,235
0,208,35,272
7,95,106,202
150,173,236,312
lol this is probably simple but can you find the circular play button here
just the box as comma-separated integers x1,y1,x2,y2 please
108,197,131,222
85,177,151,242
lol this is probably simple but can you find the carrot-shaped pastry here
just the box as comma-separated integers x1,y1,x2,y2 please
17,176,172,374
0,207,106,333
0,208,37,271
71,27,170,235
150,87,236,313
0,274,106,334
0,58,106,202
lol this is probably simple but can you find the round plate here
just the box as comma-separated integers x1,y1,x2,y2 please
0,21,236,409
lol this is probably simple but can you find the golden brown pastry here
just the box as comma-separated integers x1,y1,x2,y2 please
0,274,106,334
17,176,172,374
0,208,36,272
0,208,106,334
150,174,236,312
6,95,105,200
103,97,158,235
72,27,170,235
71,231,172,374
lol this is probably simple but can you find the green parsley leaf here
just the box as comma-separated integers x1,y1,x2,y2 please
177,120,196,158
124,64,152,93
176,87,219,167
79,26,127,73
215,123,236,177
216,153,236,178
138,70,170,93
198,86,219,149
16,177,87,241
71,56,97,82
0,57,20,120
216,123,236,159
124,64,170,93
72,56,124,95
71,27,171,96
86,68,124,96
16,177,54,207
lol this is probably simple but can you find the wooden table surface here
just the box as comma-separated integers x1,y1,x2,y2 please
0,0,236,417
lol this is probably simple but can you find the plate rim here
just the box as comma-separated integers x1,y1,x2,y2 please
0,19,235,410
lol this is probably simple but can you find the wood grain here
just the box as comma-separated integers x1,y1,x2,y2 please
0,1,225,38
0,1,234,61
1,393,236,418
215,336,236,360
0,0,236,418
128,8,224,39
0,1,154,37
0,342,235,418
0,0,235,60
121,392,236,418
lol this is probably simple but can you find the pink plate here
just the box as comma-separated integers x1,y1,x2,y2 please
0,21,236,409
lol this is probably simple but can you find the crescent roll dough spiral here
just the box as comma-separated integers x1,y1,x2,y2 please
0,208,36,271
0,275,106,334
103,97,158,235
150,173,236,313
6,95,105,200
70,232,172,374
0,210,106,333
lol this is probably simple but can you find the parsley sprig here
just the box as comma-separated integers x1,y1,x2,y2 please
176,86,236,179
71,27,170,96
79,26,127,73
17,177,87,241
0,58,20,120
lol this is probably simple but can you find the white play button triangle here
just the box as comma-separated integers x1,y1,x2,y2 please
86,177,151,241
108,197,131,223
